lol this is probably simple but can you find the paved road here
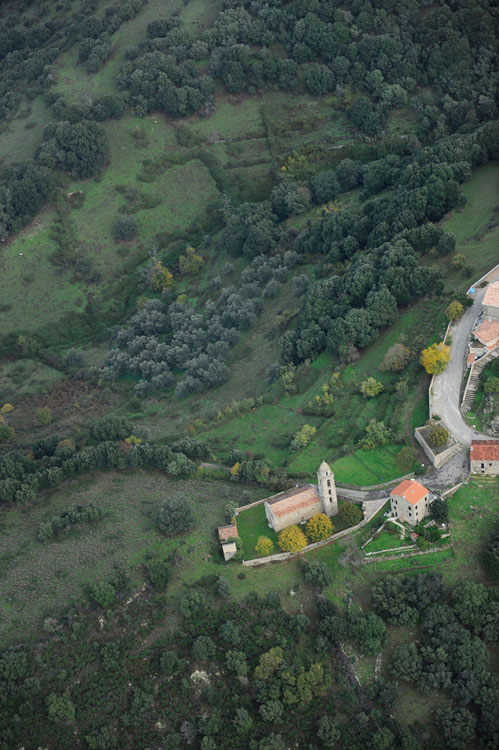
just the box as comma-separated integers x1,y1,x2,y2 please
431,286,491,445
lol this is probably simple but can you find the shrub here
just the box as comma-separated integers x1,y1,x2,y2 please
303,561,332,589
114,213,138,240
379,343,411,372
290,424,316,451
88,581,116,608
429,423,449,447
430,497,449,523
360,377,384,398
445,301,464,321
278,525,307,553
156,497,194,537
255,536,274,556
145,558,171,590
305,513,333,542
36,407,52,426
46,691,75,724
337,503,363,527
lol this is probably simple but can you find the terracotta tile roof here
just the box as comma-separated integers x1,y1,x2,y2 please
474,319,499,346
218,524,238,541
467,353,476,366
483,281,499,308
470,440,499,461
265,485,320,518
390,479,429,505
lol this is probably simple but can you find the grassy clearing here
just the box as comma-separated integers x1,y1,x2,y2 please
0,209,87,334
364,528,410,553
432,163,499,291
0,358,61,399
0,97,52,168
236,503,279,559
0,470,301,645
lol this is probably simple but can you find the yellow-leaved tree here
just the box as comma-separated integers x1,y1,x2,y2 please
306,513,334,542
278,524,307,553
179,246,204,275
150,260,173,291
445,301,464,321
255,536,274,556
420,342,451,374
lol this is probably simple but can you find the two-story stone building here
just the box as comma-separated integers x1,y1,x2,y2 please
390,478,432,526
470,439,499,476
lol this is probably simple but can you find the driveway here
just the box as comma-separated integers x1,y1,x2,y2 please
431,286,491,444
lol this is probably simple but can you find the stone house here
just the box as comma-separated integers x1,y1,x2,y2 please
390,478,432,527
473,281,499,351
470,440,499,476
264,460,338,532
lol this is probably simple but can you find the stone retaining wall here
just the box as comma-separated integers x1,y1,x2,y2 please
414,426,461,469
362,545,451,564
242,517,370,567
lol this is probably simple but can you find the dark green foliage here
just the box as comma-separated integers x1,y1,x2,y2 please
303,561,333,589
390,643,422,683
223,201,278,258
436,707,476,749
309,170,339,204
89,415,133,442
483,527,499,579
430,497,449,524
88,581,116,608
145,558,171,590
38,120,107,178
38,503,103,541
156,497,194,537
372,573,443,626
114,213,139,241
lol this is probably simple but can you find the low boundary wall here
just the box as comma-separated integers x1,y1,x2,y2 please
242,512,380,567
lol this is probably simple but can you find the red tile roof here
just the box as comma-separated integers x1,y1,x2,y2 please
483,281,499,308
266,485,320,518
470,440,499,461
218,524,238,541
474,319,499,347
390,479,429,505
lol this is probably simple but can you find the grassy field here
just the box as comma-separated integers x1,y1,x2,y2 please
432,163,499,291
0,470,302,645
236,503,279,559
364,527,410,553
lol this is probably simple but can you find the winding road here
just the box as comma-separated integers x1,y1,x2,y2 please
431,285,492,444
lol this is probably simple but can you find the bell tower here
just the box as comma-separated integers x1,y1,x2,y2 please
317,460,338,517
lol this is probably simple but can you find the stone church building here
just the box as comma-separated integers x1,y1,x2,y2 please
264,460,338,532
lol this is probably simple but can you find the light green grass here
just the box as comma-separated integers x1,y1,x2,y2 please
237,503,279,560
0,209,87,334
432,163,499,291
364,528,410,553
0,98,52,167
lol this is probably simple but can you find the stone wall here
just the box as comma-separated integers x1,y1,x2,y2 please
415,425,461,469
242,516,370,567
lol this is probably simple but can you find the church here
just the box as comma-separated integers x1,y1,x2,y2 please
264,460,338,532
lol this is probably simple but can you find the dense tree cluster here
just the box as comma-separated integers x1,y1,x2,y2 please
103,251,299,397
0,586,428,750
0,437,197,506
373,574,499,748
280,122,499,363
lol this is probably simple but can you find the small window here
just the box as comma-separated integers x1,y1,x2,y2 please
327,479,331,487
